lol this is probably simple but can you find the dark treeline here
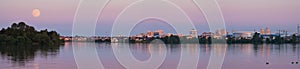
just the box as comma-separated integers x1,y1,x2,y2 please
227,32,299,44
0,22,62,46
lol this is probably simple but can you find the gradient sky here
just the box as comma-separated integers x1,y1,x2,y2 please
0,0,300,36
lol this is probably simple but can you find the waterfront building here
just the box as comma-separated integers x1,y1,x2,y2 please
232,31,253,39
111,37,128,43
111,38,118,43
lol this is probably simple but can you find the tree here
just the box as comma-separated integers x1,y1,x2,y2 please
5,36,16,45
32,33,53,46
18,22,27,31
48,31,61,44
0,28,5,34
0,22,61,46
11,23,17,29
0,34,7,44
274,35,283,44
291,34,297,43
251,32,263,44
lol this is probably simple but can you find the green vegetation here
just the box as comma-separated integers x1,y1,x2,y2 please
226,32,299,44
0,22,61,46
251,32,263,44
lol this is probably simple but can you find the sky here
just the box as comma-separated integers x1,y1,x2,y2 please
0,0,300,36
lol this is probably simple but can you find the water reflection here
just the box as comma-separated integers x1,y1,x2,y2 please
103,43,300,69
0,43,300,69
223,44,300,69
0,45,60,66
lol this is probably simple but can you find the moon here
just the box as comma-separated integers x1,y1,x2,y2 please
32,9,40,17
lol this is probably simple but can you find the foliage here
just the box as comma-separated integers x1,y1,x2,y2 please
0,22,61,46
251,32,263,44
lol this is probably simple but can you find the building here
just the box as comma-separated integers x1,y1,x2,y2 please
146,31,154,37
154,32,160,37
265,27,271,35
146,30,164,37
233,31,253,39
111,37,128,43
213,29,227,39
190,29,198,38
155,30,164,36
260,28,265,34
259,27,271,35
214,29,227,35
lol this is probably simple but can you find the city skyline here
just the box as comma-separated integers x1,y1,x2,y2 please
1,0,300,36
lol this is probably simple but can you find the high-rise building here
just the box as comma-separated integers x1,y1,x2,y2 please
190,29,198,37
220,29,227,35
155,30,164,36
146,31,154,37
260,28,265,34
265,27,271,34
215,29,226,36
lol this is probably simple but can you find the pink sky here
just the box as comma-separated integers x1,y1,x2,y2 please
0,0,300,36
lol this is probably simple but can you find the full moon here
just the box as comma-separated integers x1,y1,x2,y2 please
32,9,40,17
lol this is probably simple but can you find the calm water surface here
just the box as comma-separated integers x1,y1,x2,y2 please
0,42,300,69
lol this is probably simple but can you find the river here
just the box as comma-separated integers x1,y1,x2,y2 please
0,42,300,69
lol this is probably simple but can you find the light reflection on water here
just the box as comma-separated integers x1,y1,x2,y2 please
0,42,300,69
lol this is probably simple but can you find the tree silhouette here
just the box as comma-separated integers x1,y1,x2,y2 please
251,32,263,44
0,22,62,46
